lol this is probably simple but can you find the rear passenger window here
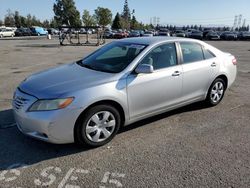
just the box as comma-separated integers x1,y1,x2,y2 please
203,48,216,59
140,43,177,70
180,42,204,63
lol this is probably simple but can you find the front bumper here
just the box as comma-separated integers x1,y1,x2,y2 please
12,88,82,144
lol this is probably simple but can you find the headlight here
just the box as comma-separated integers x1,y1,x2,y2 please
28,97,74,111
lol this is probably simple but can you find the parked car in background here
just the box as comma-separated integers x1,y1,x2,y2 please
13,37,237,147
158,29,170,36
14,28,33,36
138,30,145,36
202,30,214,38
129,31,140,37
148,29,157,36
237,31,250,40
79,28,92,34
0,28,15,38
172,30,186,37
143,31,154,37
205,31,220,40
47,28,59,35
30,27,48,36
185,29,196,37
220,31,237,40
113,31,129,39
104,31,114,38
188,30,203,40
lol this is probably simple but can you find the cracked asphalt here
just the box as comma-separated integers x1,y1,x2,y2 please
0,38,250,187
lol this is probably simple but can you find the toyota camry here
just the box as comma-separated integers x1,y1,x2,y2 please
12,37,237,147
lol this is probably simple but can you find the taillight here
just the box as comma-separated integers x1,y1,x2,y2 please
232,57,237,65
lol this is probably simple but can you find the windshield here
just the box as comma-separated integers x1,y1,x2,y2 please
77,42,147,73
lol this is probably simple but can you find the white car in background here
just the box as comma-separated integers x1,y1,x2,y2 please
143,31,154,37
0,28,15,38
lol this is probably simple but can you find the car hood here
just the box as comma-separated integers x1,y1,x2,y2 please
19,63,115,99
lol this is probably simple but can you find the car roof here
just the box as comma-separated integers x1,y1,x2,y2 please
119,36,201,45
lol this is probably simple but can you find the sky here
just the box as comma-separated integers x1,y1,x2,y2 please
0,0,250,26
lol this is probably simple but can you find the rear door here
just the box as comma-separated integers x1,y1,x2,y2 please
178,42,219,101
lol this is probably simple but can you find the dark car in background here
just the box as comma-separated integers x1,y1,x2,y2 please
220,31,237,40
188,30,203,40
158,29,170,36
205,31,220,40
203,30,214,38
129,31,140,37
14,28,32,36
237,31,250,40
104,31,114,38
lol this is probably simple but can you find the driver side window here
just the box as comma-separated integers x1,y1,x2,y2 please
140,43,177,70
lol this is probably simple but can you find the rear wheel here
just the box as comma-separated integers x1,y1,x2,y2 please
75,105,121,147
206,78,226,106
0,34,3,38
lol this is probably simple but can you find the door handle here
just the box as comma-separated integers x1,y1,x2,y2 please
172,71,181,76
211,62,216,67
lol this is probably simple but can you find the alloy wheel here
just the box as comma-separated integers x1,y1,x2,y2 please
210,81,224,103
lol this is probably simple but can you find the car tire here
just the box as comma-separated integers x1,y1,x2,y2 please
206,78,226,106
0,34,3,38
75,104,121,147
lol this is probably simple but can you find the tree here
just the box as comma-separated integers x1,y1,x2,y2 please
112,13,122,29
4,9,15,27
199,25,202,31
50,18,58,28
82,10,96,26
14,11,21,28
121,0,131,30
43,20,50,28
31,15,41,26
20,16,27,27
26,14,32,27
130,15,137,30
0,20,3,26
53,0,81,27
94,7,112,27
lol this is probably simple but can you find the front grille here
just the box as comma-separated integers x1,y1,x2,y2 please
13,95,29,110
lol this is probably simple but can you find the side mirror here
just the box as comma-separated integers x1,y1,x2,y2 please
135,64,154,74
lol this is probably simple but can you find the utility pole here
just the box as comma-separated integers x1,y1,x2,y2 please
237,14,242,28
233,15,238,30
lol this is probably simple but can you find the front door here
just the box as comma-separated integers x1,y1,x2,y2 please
127,42,183,119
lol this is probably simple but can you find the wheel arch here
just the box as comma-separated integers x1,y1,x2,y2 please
205,74,228,99
74,100,126,142
215,74,228,89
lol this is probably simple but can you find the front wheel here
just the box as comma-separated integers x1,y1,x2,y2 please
75,105,121,147
206,78,226,106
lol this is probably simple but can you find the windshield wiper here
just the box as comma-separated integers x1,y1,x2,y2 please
76,60,116,73
76,60,97,71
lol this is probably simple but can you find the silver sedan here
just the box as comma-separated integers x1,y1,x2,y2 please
12,37,237,147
